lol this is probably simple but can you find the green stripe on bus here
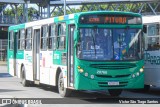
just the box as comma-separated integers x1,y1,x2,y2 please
8,50,24,59
16,50,24,59
9,24,25,31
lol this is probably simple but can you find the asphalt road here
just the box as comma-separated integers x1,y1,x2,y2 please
0,65,160,107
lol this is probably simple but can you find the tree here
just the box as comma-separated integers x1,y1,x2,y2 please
4,5,38,22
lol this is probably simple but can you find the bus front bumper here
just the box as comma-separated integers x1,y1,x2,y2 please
74,73,144,90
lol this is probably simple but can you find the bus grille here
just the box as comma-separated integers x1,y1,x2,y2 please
96,74,130,78
90,63,136,69
98,81,128,87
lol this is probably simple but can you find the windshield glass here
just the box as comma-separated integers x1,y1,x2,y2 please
77,28,142,61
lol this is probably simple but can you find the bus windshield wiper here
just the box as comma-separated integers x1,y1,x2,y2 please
91,32,97,57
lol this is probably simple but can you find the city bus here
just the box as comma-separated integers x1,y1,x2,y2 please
143,15,160,90
8,11,144,97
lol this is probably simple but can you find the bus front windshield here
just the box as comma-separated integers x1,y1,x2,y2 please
77,28,143,61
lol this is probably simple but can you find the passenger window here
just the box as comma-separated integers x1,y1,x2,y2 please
18,29,25,50
57,23,66,50
41,25,48,50
146,24,160,51
9,31,14,50
25,28,32,50
48,24,56,50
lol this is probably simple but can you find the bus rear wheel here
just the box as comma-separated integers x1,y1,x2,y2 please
21,66,30,87
108,89,122,97
58,72,72,97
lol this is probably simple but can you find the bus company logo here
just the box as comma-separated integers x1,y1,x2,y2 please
54,54,60,59
97,70,107,75
144,52,160,65
2,99,11,104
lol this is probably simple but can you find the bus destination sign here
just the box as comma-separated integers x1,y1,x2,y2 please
89,17,127,24
80,14,141,24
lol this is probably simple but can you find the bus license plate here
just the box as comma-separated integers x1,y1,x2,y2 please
108,81,119,86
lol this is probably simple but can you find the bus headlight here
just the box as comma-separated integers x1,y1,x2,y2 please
79,69,84,73
140,68,144,73
136,72,140,76
77,66,84,73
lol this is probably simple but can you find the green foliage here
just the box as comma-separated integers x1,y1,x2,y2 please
51,3,159,16
4,5,38,21
3,3,159,18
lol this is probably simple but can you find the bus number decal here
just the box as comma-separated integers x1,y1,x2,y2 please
54,54,60,59
97,70,108,75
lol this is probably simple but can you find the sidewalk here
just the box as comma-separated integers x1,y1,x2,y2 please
0,61,7,66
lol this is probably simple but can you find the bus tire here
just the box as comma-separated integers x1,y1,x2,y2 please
21,66,30,87
108,89,122,97
58,72,72,97
144,85,150,92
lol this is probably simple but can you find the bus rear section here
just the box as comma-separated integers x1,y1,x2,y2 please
143,15,160,90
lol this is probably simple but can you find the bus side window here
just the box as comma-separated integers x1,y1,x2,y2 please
147,24,160,51
41,25,48,50
9,31,14,50
57,23,66,50
48,24,56,50
25,28,32,50
18,29,25,50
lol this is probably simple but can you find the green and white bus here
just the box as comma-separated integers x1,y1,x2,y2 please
8,11,144,97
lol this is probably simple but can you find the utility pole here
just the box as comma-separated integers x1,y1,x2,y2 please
64,0,66,15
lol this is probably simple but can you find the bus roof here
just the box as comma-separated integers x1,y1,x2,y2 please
75,11,141,17
9,11,141,31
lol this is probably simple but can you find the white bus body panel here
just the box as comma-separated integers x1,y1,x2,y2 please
49,67,56,86
39,51,68,87
144,51,160,86
16,17,68,87
9,58,14,76
142,15,160,24
143,15,160,87
26,18,54,28
24,51,34,81
39,51,51,84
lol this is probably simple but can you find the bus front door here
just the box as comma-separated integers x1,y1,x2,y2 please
68,25,75,87
33,28,40,82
